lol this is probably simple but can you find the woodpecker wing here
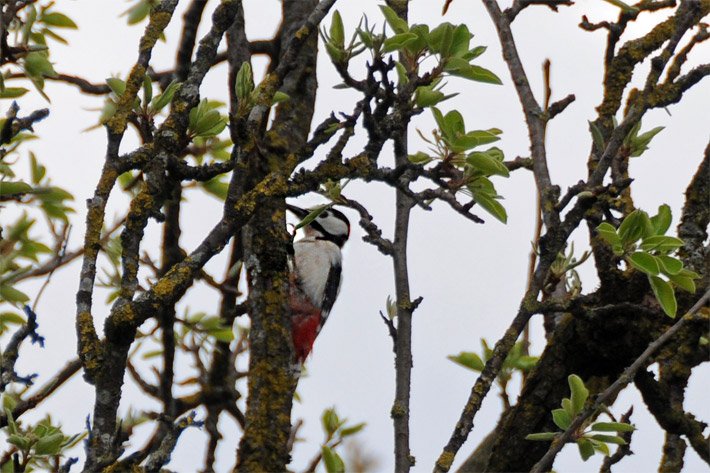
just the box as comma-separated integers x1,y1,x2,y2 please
319,264,341,322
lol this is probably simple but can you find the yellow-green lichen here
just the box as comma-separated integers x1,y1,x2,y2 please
139,11,173,52
436,451,455,471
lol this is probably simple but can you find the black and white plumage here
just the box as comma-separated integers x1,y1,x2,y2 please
286,204,350,362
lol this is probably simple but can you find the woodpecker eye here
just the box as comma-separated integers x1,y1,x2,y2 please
320,211,330,218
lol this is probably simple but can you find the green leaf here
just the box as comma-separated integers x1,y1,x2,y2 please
668,272,696,293
106,77,127,96
30,153,46,184
596,222,620,247
0,87,29,99
0,181,33,196
466,151,509,176
8,434,31,450
340,422,366,437
150,80,180,112
23,52,57,78
294,205,330,230
405,24,429,54
591,422,635,433
656,255,683,275
447,352,485,372
34,432,64,455
321,445,345,473
0,285,30,304
473,191,507,223
525,432,557,441
272,91,290,105
0,312,26,325
395,61,409,85
618,209,652,244
415,86,446,108
552,408,571,430
322,408,340,436
568,374,588,415
576,438,595,461
589,434,627,445
650,204,672,235
41,12,78,29
627,252,660,275
447,61,502,85
427,23,452,54
589,120,605,152
379,5,408,34
126,0,151,24
452,130,501,152
408,152,432,165
329,11,345,47
589,438,611,456
462,45,487,61
142,75,153,104
649,275,677,317
208,327,235,343
325,42,345,63
450,24,472,58
630,126,664,157
383,32,418,52
236,62,254,100
561,398,574,418
639,235,684,253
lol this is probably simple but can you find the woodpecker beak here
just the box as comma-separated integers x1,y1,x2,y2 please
286,204,309,219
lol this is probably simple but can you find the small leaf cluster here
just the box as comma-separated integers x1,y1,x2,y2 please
98,76,180,127
449,339,537,393
0,154,73,307
319,407,366,473
410,108,508,222
1,406,85,472
323,7,500,105
1,2,76,100
178,311,235,344
188,99,228,139
234,62,289,115
526,375,635,461
548,243,590,296
596,205,699,317
589,118,663,158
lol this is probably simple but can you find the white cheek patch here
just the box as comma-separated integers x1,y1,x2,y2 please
318,215,349,238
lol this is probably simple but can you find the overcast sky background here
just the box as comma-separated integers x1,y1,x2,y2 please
3,0,709,472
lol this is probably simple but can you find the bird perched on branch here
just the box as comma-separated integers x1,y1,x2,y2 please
287,204,350,363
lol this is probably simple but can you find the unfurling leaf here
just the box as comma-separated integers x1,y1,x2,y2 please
568,374,588,415
236,62,254,101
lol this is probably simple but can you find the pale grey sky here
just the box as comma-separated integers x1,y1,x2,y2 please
4,0,709,472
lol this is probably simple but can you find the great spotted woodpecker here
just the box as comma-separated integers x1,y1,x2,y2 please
286,204,350,363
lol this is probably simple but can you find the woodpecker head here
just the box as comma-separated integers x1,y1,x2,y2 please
287,204,351,247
